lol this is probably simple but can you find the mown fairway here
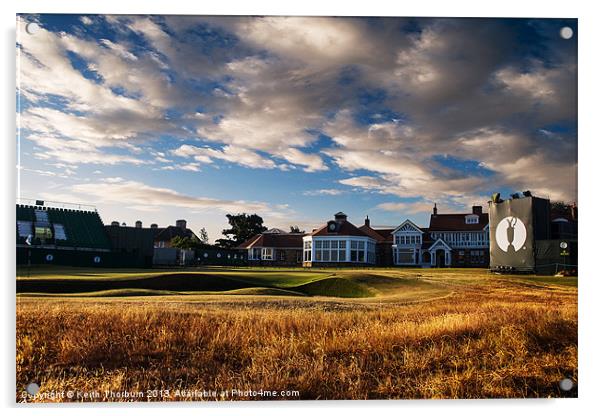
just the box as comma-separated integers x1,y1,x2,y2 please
16,267,578,401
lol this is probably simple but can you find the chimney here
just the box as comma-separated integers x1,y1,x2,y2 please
472,206,483,215
150,223,158,229
364,215,370,227
176,219,187,230
111,221,120,227
433,203,438,216
135,220,142,228
334,212,347,223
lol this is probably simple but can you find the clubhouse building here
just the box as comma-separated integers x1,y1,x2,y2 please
238,205,491,268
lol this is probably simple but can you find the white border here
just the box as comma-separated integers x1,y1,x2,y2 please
2,1,600,415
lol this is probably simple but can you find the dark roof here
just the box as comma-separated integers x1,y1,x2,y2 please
310,220,372,238
428,213,489,231
154,226,197,242
358,225,394,243
375,229,394,242
358,225,386,241
237,233,304,249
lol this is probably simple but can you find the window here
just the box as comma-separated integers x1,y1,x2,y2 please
338,240,346,262
261,248,273,260
465,215,479,224
351,240,366,262
367,241,376,263
303,240,312,262
396,248,414,264
250,247,262,260
312,239,349,262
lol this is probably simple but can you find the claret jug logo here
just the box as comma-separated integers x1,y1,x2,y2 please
495,216,527,253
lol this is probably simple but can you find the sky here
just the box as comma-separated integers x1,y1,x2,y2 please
16,15,577,242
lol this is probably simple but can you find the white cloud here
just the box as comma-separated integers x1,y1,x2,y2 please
17,15,577,209
303,189,344,196
160,163,201,172
71,178,273,214
171,144,276,169
377,201,437,215
276,148,328,172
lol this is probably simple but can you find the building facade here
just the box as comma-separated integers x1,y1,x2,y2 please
302,212,376,267
239,206,491,268
237,228,304,266
360,205,490,267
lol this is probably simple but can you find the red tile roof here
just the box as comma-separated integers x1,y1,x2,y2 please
358,225,394,242
428,213,489,231
310,220,373,238
236,233,304,249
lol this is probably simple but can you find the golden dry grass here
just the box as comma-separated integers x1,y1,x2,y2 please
16,272,577,402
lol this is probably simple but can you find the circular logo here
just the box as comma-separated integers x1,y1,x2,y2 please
328,223,336,231
93,256,101,263
45,254,53,262
560,241,568,249
495,216,527,252
217,253,222,258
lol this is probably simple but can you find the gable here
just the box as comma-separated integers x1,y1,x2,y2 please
428,238,452,251
392,219,423,234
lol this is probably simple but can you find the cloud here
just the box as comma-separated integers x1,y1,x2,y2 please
275,148,328,172
302,189,344,196
71,178,273,214
339,176,387,190
159,162,201,172
17,15,577,212
171,144,276,169
377,201,437,215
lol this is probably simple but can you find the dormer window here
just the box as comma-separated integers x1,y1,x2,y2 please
465,215,479,224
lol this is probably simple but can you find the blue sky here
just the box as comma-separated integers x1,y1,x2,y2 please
16,15,577,241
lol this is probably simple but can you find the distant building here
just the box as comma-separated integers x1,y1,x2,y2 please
424,204,490,267
152,219,198,248
302,212,377,267
104,220,155,267
237,228,304,266
489,194,577,274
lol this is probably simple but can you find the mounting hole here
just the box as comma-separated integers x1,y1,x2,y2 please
26,382,40,396
559,378,574,391
26,22,40,35
560,27,573,40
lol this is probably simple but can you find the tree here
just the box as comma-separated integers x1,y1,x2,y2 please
550,201,577,220
170,235,199,250
198,227,209,245
290,225,304,233
216,213,267,248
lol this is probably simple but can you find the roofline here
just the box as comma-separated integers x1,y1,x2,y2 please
427,238,452,251
392,219,424,234
304,234,376,241
245,246,302,250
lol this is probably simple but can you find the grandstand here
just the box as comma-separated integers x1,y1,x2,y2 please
16,199,117,267
17,201,111,250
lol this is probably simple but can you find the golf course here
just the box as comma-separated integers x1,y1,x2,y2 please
16,266,578,401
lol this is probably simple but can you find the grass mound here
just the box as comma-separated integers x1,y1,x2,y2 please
15,274,256,294
221,287,307,297
293,277,374,298
17,288,183,297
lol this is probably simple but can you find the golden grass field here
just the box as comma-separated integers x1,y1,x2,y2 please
16,267,578,401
